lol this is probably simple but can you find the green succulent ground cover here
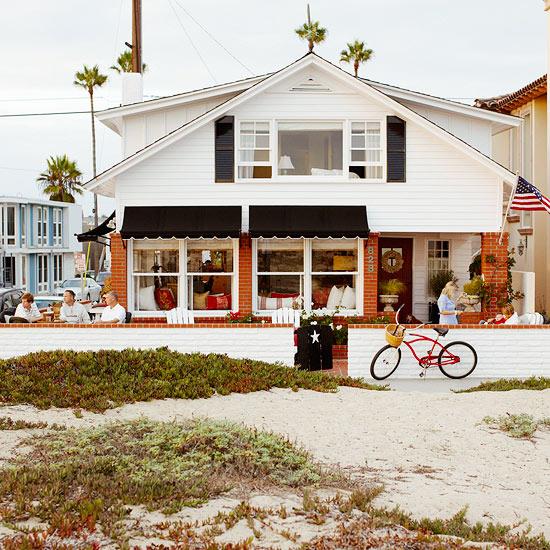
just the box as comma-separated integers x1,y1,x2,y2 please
0,348,384,412
456,377,550,393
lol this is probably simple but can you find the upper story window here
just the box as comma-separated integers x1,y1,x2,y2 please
237,121,271,179
0,205,16,246
349,122,383,180
53,208,63,246
20,205,27,246
278,121,343,176
36,206,48,246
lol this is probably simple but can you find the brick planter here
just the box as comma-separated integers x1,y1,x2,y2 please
332,344,348,359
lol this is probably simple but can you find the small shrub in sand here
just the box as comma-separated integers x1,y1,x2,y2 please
0,348,385,412
0,419,325,543
457,377,550,393
0,417,49,430
483,413,550,439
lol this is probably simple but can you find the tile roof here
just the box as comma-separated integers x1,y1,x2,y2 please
475,75,547,113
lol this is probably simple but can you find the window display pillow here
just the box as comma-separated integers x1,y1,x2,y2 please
193,291,210,310
154,287,176,311
139,285,158,311
207,294,231,310
271,292,299,299
258,296,297,310
326,285,344,309
340,286,356,309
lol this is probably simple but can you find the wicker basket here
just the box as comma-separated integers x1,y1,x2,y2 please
385,324,405,347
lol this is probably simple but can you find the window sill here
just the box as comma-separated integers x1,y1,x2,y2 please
234,178,387,184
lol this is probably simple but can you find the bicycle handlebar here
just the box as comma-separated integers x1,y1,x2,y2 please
394,305,424,332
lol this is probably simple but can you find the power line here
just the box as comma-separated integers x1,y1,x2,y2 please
0,166,42,172
171,0,254,76
0,110,90,118
167,0,217,84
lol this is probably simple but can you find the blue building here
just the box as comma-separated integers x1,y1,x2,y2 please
0,197,82,294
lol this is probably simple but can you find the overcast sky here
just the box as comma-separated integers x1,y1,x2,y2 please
0,0,547,217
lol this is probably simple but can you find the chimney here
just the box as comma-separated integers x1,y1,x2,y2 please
121,72,143,105
121,0,143,105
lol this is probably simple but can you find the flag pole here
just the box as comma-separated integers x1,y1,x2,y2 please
499,172,519,246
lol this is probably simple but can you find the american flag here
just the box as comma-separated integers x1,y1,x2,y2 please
510,176,550,214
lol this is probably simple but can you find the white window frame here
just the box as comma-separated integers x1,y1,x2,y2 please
252,237,363,315
53,254,63,286
53,208,63,247
349,120,385,182
427,240,451,297
520,108,533,229
20,205,27,247
128,239,239,317
37,254,49,293
36,206,49,246
20,255,27,289
0,205,17,246
235,120,272,180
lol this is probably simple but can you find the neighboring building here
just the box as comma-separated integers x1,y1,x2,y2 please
476,75,549,312
0,197,82,294
86,54,520,321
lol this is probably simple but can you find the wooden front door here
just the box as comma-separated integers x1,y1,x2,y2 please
378,238,413,320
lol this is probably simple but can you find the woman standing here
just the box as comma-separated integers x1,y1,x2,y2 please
437,281,461,325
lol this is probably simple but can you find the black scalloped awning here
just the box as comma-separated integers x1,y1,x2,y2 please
120,206,242,239
249,206,369,238
76,211,115,242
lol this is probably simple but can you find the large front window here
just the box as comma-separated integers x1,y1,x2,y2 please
53,208,63,246
37,254,49,293
36,207,48,246
255,238,360,312
277,121,343,176
0,206,16,246
131,240,237,313
53,254,63,286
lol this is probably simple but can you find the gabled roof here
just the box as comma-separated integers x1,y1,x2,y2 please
475,75,547,114
86,53,518,197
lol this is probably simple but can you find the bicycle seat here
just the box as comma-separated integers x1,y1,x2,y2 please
433,327,449,337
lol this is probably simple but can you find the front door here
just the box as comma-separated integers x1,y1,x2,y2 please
378,238,413,320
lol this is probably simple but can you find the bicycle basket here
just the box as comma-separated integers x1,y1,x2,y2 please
385,324,405,347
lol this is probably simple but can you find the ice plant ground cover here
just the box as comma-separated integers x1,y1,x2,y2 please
0,348,384,412
456,377,550,393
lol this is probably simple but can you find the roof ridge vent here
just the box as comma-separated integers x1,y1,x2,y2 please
289,76,332,93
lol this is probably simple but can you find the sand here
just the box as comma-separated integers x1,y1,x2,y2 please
0,387,549,540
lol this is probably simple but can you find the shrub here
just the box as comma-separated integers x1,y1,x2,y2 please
378,279,406,296
463,276,483,296
0,348,384,412
429,270,457,298
456,377,550,393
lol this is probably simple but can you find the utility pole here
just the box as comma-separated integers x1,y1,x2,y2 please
307,3,311,26
131,0,143,73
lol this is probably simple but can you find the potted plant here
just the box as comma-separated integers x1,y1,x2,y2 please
461,276,483,312
429,270,457,299
378,279,406,312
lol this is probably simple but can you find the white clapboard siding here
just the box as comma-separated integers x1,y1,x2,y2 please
116,68,503,233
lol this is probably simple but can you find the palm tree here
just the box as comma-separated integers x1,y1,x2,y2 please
340,40,374,77
37,155,83,203
295,20,327,52
110,49,147,74
73,64,108,226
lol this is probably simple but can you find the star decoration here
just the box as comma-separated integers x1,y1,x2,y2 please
310,330,320,344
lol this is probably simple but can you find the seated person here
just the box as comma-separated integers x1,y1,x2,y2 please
482,304,518,325
13,292,43,323
60,289,91,324
95,291,126,324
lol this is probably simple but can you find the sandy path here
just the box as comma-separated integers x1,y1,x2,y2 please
1,387,549,537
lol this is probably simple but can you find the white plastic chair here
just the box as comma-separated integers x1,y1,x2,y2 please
166,307,194,324
271,307,301,328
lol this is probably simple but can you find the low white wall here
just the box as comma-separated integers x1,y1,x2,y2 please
0,327,295,366
349,327,550,379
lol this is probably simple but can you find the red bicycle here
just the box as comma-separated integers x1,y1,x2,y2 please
370,305,478,380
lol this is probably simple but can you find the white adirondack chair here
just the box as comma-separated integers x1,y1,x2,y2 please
166,307,194,324
271,307,301,328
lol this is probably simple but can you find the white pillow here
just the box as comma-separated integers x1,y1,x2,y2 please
326,286,344,309
139,285,158,311
311,168,343,176
340,286,356,309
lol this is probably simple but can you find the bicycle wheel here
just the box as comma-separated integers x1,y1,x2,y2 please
370,345,402,380
438,341,477,379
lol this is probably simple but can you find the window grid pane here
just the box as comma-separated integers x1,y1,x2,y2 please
237,121,271,178
349,121,383,180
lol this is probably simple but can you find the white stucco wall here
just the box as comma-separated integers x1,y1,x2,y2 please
348,327,550,379
0,326,295,366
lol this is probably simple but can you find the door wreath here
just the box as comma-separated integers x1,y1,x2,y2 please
381,249,404,273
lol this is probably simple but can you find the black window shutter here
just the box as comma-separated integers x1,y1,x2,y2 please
215,116,234,183
387,116,406,182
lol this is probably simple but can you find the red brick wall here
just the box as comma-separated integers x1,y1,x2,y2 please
481,232,509,316
110,233,128,309
238,234,253,314
363,233,379,317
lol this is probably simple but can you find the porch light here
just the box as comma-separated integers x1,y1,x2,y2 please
279,155,295,174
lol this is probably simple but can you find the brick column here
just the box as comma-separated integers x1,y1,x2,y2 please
110,233,128,309
481,232,509,316
238,234,253,314
363,233,379,318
